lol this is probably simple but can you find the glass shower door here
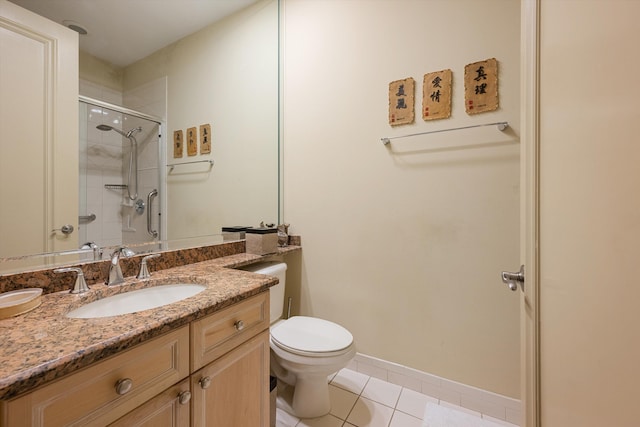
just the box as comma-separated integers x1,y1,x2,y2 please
79,100,162,250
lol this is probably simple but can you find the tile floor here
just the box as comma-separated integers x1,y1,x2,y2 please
276,368,519,427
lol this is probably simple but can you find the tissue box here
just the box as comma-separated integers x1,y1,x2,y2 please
245,227,278,255
221,226,252,241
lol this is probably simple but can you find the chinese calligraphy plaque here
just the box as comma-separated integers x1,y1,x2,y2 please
173,130,183,158
422,69,452,121
389,77,415,126
200,123,212,154
464,58,498,115
187,126,198,156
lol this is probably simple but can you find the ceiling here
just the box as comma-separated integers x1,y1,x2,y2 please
9,0,260,67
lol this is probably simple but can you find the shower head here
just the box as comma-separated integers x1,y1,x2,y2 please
96,124,142,138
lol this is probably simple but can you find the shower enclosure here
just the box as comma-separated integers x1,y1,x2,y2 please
78,98,164,249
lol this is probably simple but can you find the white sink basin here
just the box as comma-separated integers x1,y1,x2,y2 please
66,284,206,319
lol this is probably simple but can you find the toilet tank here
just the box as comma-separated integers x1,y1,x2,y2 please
239,261,287,323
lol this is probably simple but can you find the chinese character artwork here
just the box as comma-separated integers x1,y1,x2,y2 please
200,123,212,154
389,77,415,126
173,130,183,158
422,69,452,121
187,126,198,156
464,58,499,115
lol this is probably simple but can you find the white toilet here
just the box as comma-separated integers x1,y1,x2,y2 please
241,261,356,418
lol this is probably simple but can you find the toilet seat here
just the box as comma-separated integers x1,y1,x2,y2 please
271,316,353,357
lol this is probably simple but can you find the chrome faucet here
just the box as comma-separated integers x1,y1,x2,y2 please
82,241,103,261
106,246,134,286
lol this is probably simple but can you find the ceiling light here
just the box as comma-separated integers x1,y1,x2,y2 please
62,20,88,35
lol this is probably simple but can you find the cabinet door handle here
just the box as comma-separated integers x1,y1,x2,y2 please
199,376,212,389
115,378,133,395
234,320,245,331
178,390,192,405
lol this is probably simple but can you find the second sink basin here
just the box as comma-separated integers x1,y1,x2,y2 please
66,284,206,319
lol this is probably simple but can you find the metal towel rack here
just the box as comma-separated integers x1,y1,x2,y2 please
381,121,509,145
166,159,214,172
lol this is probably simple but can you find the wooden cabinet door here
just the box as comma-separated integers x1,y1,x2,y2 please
191,330,270,427
109,379,190,427
0,1,78,257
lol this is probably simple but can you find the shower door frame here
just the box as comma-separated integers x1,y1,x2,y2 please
79,95,167,245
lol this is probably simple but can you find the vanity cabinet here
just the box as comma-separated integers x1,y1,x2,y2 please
0,291,270,427
2,326,189,427
191,292,270,426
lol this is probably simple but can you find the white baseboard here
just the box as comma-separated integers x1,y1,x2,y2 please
347,353,521,425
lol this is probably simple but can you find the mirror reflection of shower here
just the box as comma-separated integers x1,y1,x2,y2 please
79,98,164,250
96,124,141,201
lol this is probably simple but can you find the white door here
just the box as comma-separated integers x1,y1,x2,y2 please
0,0,78,257
522,0,640,426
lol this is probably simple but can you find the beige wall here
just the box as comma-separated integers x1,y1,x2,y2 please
283,0,521,398
79,51,123,93
124,0,279,239
539,1,640,425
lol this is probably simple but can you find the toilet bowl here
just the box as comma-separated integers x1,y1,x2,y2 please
240,261,356,419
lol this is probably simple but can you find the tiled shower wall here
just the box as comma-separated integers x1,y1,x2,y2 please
79,80,125,248
78,78,166,249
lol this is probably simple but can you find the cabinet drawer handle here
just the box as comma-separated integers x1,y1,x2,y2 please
234,320,245,331
115,378,133,395
178,390,192,405
199,376,212,389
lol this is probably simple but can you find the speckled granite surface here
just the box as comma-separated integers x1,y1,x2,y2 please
0,244,301,400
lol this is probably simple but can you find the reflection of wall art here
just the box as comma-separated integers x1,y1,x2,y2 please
200,124,211,154
187,126,198,156
389,77,415,126
173,130,183,158
422,69,452,121
464,58,499,115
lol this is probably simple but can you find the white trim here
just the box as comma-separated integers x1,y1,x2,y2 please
349,352,521,425
520,1,541,426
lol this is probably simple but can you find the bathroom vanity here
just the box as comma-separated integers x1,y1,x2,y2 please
0,244,300,426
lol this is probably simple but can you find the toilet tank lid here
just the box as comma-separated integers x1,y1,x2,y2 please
239,261,287,275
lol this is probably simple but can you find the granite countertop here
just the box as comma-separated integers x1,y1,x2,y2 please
0,252,291,400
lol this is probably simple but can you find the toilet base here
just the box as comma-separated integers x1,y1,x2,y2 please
276,375,331,419
292,373,331,418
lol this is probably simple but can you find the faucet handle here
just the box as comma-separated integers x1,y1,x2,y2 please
137,254,161,279
111,246,135,258
54,267,90,294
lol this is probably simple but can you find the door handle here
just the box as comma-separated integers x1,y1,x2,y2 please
52,224,74,235
501,265,525,292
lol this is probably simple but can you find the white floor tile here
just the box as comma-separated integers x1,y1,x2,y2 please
328,384,358,420
331,368,370,395
389,410,423,427
438,400,482,417
482,414,520,427
297,414,344,427
396,387,438,419
346,397,394,427
276,407,300,427
360,377,402,408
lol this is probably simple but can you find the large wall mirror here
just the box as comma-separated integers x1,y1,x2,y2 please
1,0,280,272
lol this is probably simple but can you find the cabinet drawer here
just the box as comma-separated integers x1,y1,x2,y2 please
191,292,269,371
4,326,189,427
